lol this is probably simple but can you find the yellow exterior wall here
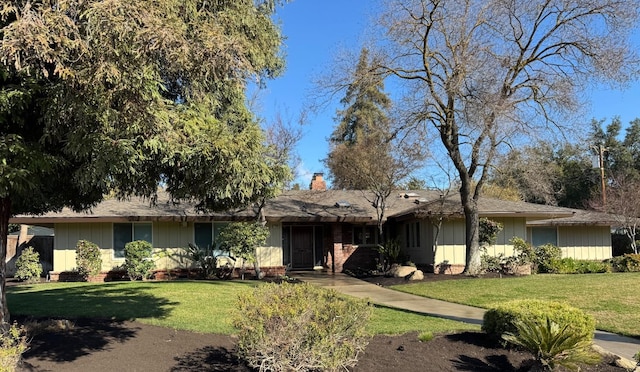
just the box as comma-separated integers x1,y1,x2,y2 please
258,223,283,267
482,217,527,258
434,219,467,265
403,221,432,265
433,217,527,266
52,221,284,272
53,223,113,272
558,225,612,260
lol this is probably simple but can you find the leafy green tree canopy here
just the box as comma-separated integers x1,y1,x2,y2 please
0,0,287,324
1,0,287,212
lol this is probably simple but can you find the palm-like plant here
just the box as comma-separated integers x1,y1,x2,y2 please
502,317,600,371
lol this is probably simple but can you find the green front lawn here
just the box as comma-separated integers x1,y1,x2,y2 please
7,281,478,335
390,272,640,338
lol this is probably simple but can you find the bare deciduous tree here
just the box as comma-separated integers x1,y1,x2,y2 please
592,174,640,254
328,133,425,238
374,0,638,274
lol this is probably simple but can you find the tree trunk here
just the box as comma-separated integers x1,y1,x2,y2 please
459,186,482,275
0,198,11,325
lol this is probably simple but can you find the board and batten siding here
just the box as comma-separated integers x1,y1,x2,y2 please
257,223,283,267
52,221,284,272
482,218,527,258
433,217,527,266
558,225,612,260
403,220,433,265
53,223,112,272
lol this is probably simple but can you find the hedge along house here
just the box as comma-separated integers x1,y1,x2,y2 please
10,177,618,279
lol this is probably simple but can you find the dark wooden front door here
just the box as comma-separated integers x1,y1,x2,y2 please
291,226,314,268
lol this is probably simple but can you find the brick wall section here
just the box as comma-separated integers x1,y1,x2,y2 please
49,266,287,282
331,224,343,272
237,266,287,278
342,244,379,271
432,263,465,275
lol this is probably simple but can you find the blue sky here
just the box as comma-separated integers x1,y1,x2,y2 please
254,0,640,188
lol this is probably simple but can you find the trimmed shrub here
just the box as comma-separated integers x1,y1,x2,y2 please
480,252,505,274
510,237,535,266
0,323,28,372
534,244,562,273
479,218,503,246
15,247,42,283
75,240,102,279
124,241,155,280
609,254,640,272
234,282,372,372
503,317,600,371
556,259,611,274
482,299,596,341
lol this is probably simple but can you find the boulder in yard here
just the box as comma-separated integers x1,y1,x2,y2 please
409,270,424,281
391,266,417,278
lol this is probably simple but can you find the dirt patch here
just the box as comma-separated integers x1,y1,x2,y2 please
16,318,625,372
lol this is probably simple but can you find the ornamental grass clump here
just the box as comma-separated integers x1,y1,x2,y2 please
234,282,372,372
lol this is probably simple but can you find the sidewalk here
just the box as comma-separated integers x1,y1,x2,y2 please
294,271,640,362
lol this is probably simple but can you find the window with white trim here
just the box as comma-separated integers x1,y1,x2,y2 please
113,222,152,258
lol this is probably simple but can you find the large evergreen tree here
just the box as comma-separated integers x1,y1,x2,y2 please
0,0,287,325
329,48,391,148
326,48,423,237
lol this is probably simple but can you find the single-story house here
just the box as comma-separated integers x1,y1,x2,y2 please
10,174,618,278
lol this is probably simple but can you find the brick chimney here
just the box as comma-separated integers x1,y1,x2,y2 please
309,173,327,191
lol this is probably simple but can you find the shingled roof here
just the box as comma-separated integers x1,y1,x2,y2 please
389,192,575,220
527,209,622,227
11,189,613,226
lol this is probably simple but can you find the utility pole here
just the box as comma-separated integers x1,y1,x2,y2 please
595,144,607,208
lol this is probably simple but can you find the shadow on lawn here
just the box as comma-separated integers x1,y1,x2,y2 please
8,283,178,320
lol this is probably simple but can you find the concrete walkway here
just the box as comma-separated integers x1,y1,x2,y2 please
294,271,640,363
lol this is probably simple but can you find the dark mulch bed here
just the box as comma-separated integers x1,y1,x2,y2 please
15,317,625,372
351,270,514,287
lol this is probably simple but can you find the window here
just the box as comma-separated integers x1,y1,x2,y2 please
113,223,152,258
194,223,213,250
353,226,377,245
405,222,421,248
531,227,557,247
194,222,228,254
